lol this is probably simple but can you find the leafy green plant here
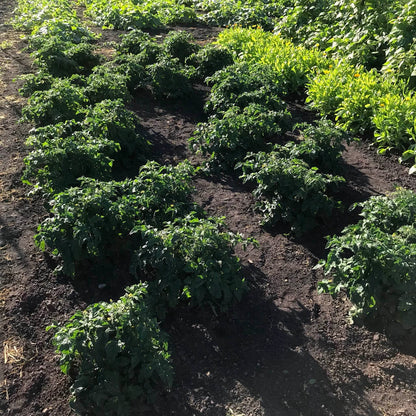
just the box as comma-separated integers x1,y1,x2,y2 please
318,189,416,330
116,29,152,55
23,131,119,194
48,283,173,416
238,152,345,234
83,0,163,30
190,103,289,171
147,57,192,99
217,27,327,94
13,0,77,32
31,37,100,77
21,78,87,126
131,213,253,316
86,64,131,103
277,119,349,173
162,30,200,64
35,161,196,276
82,99,149,166
97,55,147,93
185,44,234,80
205,62,288,114
382,1,416,84
28,18,96,46
306,61,356,117
18,70,54,97
371,91,416,162
197,0,282,30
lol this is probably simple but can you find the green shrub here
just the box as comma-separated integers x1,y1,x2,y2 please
318,189,416,330
35,161,196,276
23,131,118,194
198,0,281,30
116,29,152,54
276,119,350,173
131,214,253,316
13,0,77,32
18,71,54,97
185,44,234,80
372,91,416,164
86,65,131,103
83,99,149,164
205,62,288,114
31,37,100,77
48,283,173,416
21,78,87,125
162,30,199,64
238,152,345,234
217,27,327,94
83,0,162,30
28,18,96,46
190,103,289,171
147,57,192,99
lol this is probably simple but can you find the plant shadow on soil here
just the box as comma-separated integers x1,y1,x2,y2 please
159,266,380,416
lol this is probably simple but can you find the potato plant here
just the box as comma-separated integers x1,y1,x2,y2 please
190,103,288,171
35,161,196,277
48,284,173,416
21,77,88,125
319,189,416,330
276,119,350,174
23,131,119,194
131,214,254,317
205,62,288,114
239,151,345,234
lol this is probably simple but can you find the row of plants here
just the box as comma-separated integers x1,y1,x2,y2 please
190,32,349,235
275,0,416,81
15,0,416,84
13,3,416,414
217,26,416,174
191,26,416,330
14,2,256,413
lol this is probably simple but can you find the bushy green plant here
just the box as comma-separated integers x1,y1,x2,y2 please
21,78,87,125
83,0,162,30
318,189,416,330
162,30,200,64
86,65,131,103
205,62,288,114
147,57,192,99
48,283,173,416
83,99,149,164
382,1,416,84
190,103,289,171
335,69,389,134
185,44,234,80
23,131,119,194
238,152,344,234
13,0,76,32
35,161,196,276
217,27,327,94
116,28,152,54
198,0,282,30
112,54,147,91
153,0,198,26
31,37,100,77
277,119,349,173
372,91,416,159
18,71,54,97
306,61,356,116
131,214,253,316
25,120,82,146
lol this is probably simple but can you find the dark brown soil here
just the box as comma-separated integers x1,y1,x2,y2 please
1,3,416,416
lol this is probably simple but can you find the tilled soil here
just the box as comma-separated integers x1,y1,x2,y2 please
0,3,416,416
